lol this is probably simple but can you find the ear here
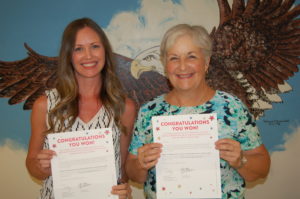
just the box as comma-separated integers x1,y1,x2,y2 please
164,67,169,79
205,57,210,72
162,59,169,79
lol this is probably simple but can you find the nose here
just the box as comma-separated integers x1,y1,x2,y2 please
84,48,92,59
179,58,187,71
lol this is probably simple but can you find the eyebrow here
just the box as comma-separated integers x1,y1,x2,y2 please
167,51,196,56
74,41,101,45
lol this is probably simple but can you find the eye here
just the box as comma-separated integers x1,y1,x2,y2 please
168,56,178,61
73,47,83,52
92,44,100,49
144,54,156,61
188,55,197,59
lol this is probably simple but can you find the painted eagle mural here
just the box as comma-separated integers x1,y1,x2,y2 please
0,0,300,118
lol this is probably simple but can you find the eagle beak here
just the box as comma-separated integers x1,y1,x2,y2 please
130,59,155,79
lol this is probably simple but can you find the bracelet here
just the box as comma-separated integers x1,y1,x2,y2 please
235,152,247,169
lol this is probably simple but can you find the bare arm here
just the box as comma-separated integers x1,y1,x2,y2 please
126,153,148,183
26,95,55,180
119,98,137,182
216,139,270,182
126,143,162,183
236,144,270,181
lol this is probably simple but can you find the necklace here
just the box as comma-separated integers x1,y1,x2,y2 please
166,87,215,107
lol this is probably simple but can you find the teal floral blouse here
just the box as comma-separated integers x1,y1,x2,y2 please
129,90,262,199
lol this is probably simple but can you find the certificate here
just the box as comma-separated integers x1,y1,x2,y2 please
152,113,221,199
48,128,118,199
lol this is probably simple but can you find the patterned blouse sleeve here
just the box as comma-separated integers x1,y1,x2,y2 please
234,98,263,151
128,107,147,155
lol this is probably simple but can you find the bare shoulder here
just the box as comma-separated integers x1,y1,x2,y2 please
124,98,137,114
32,95,47,111
31,95,48,125
28,94,48,150
121,98,137,128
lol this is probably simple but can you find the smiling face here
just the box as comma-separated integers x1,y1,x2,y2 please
72,26,105,80
166,34,209,93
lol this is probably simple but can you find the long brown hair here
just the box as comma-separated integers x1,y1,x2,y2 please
47,17,126,133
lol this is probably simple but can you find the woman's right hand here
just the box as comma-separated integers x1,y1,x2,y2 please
36,149,56,175
137,143,162,170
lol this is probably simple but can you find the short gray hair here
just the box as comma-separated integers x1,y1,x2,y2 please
160,24,212,66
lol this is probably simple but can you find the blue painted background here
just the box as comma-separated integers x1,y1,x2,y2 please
0,0,299,198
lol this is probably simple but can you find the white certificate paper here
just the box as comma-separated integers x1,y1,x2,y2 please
152,113,221,199
48,128,118,199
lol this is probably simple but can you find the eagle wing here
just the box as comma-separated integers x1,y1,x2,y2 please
207,0,300,118
0,44,169,110
0,43,57,109
1,0,299,117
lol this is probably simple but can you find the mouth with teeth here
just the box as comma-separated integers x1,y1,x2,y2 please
81,62,98,68
176,73,194,79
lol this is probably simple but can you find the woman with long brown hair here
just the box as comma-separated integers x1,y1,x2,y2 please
26,17,136,199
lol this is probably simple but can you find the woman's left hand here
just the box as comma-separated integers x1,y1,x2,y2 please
111,183,132,199
215,138,242,169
